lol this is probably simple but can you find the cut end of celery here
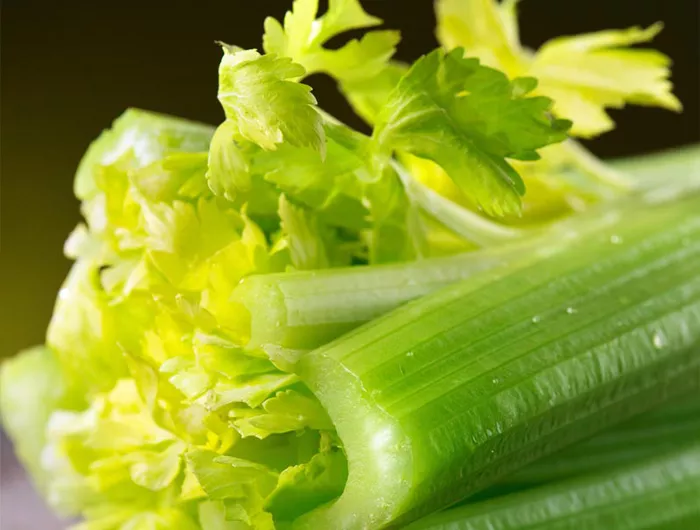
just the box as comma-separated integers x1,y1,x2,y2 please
294,352,414,530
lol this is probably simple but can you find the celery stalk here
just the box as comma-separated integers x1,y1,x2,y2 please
235,147,700,351
615,144,700,188
407,441,700,530
234,202,611,351
500,391,700,487
235,237,543,350
293,190,700,529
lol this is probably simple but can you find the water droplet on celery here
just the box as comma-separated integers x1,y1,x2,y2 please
566,307,577,315
652,331,667,349
531,315,541,324
405,351,414,358
610,234,623,244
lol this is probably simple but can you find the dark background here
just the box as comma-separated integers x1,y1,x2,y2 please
1,0,699,360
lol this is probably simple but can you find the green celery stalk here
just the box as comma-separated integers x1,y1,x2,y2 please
614,144,700,188
235,147,700,351
292,189,700,529
407,441,700,530
500,391,700,487
234,204,610,351
235,237,545,350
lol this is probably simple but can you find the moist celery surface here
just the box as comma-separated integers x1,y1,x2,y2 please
498,392,700,488
0,1,696,529
294,191,700,528
407,441,700,530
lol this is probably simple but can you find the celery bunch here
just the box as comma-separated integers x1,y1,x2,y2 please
2,1,698,530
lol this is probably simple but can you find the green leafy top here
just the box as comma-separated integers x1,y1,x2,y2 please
373,48,571,216
435,0,681,137
263,0,400,82
217,46,325,153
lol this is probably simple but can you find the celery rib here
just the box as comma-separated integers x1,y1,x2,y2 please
293,191,700,529
235,148,700,352
407,442,700,530
235,239,541,351
499,392,700,487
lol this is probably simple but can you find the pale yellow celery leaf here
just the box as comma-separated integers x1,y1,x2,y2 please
88,379,178,450
531,24,682,137
263,0,398,82
64,222,107,261
158,340,277,404
217,47,325,154
71,508,200,530
193,333,274,380
300,30,401,82
234,389,334,439
206,120,252,200
0,347,75,494
435,0,526,75
277,194,330,271
130,152,211,204
164,365,213,401
181,467,207,502
198,500,242,529
141,197,242,290
185,449,278,500
201,212,272,339
201,372,300,410
74,108,213,201
117,510,200,530
99,258,154,298
122,350,229,450
435,1,681,138
263,0,318,61
81,155,146,255
188,451,279,529
142,310,193,366
41,380,184,520
264,448,348,523
47,261,132,392
127,440,187,491
313,0,383,45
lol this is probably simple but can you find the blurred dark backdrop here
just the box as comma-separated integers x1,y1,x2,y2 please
2,0,699,360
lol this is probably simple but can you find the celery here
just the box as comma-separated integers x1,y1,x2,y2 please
500,391,700,487
3,2,696,528
235,147,700,351
293,189,700,529
235,238,541,350
614,144,700,188
408,441,700,530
